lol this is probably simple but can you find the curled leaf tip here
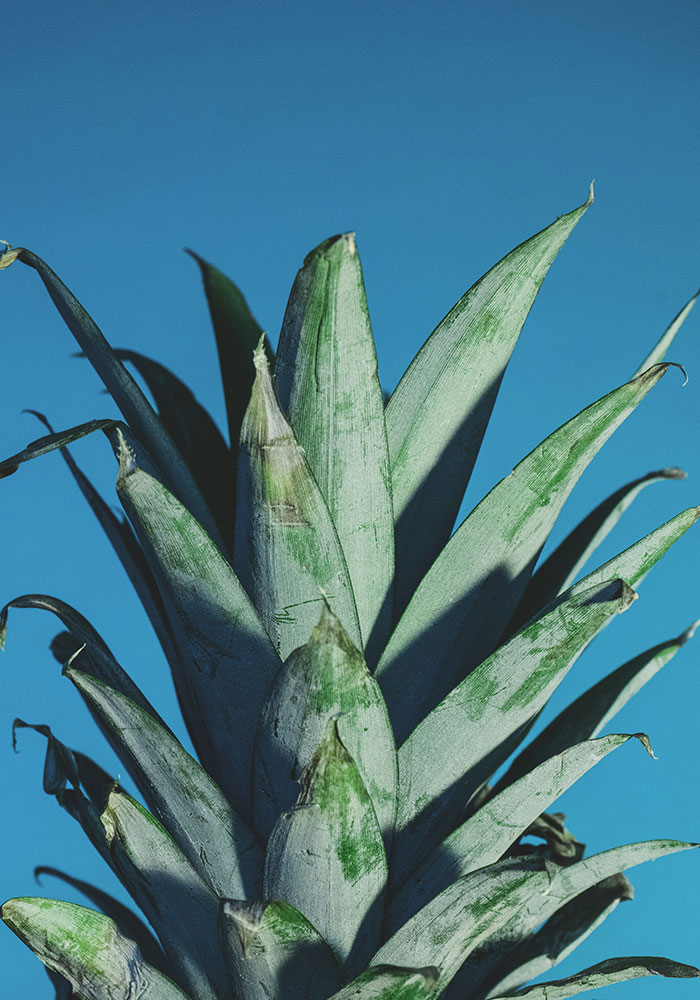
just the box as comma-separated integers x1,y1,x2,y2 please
659,466,687,480
665,361,689,385
633,732,656,759
0,241,19,269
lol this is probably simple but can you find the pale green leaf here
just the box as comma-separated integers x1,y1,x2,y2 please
386,191,593,614
220,898,343,1000
327,965,439,1000
1,898,189,1000
234,344,362,657
377,365,669,744
253,602,397,846
264,719,387,977
633,288,699,377
392,579,635,887
275,233,394,659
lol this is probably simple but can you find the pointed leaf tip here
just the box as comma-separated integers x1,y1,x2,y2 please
0,241,20,268
587,180,595,205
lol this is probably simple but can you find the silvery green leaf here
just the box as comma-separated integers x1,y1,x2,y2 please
66,667,263,900
219,898,343,1000
386,191,593,615
115,434,281,820
485,874,634,997
275,234,394,660
509,467,686,634
633,287,699,376
387,733,645,934
234,344,362,658
327,965,439,1000
102,787,227,1000
488,956,700,1000
392,579,635,886
1,247,222,546
377,365,669,744
1,898,190,1000
497,622,696,791
264,719,387,977
253,602,397,846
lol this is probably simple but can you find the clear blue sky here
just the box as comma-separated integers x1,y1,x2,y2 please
2,1,699,996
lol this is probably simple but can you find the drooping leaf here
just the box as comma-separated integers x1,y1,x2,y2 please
484,874,634,997
1,247,222,545
488,956,700,1000
34,867,168,976
327,965,439,1000
234,343,362,657
115,349,235,547
1,898,189,1000
509,467,687,634
186,248,271,453
264,719,387,977
114,429,281,819
101,786,228,1000
386,733,646,934
253,602,397,846
633,287,699,376
386,190,593,615
0,419,115,479
391,579,635,887
219,898,343,1000
65,666,263,900
496,621,696,792
275,233,394,660
377,365,669,744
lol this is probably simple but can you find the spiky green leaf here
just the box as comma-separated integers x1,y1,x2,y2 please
633,288,699,376
328,965,439,1000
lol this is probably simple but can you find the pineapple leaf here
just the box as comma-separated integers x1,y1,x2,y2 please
65,666,263,900
509,466,687,634
386,732,646,934
377,365,670,744
2,248,223,547
101,786,228,1000
0,418,116,479
33,867,168,977
327,964,439,999
264,718,388,977
253,602,397,847
115,349,236,549
275,233,394,661
386,190,592,616
1,898,190,1000
633,287,699,376
219,898,344,1000
234,343,363,657
484,874,634,997
392,579,636,886
488,956,700,1000
115,434,281,819
496,621,697,791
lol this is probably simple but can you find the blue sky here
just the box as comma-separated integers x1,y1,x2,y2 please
2,1,699,995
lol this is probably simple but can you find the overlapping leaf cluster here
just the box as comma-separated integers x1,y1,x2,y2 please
1,190,699,1000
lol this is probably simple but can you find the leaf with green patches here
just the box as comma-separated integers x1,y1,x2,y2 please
495,622,696,792
377,365,669,745
328,965,439,1000
264,719,387,977
115,349,236,548
186,248,272,453
34,867,168,976
101,786,227,1000
253,602,397,846
509,467,687,634
275,234,394,660
65,666,263,901
633,287,699,376
391,579,635,888
234,344,362,657
1,898,190,1000
386,733,645,935
386,191,593,615
1,247,222,545
220,898,343,1000
115,432,281,820
484,874,634,997
488,956,700,1000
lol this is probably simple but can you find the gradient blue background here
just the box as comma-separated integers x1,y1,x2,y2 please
2,2,699,995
